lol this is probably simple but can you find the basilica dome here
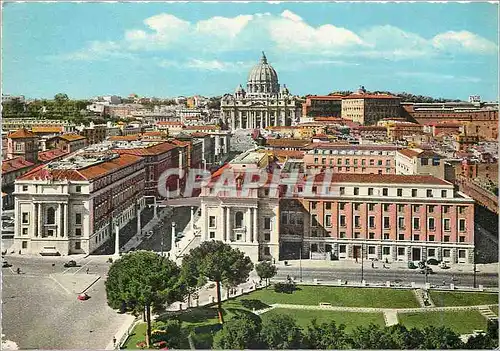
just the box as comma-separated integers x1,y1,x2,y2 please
246,52,279,96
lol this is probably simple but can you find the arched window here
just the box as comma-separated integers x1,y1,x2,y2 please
47,207,56,224
235,212,244,228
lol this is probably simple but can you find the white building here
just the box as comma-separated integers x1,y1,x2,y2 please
396,148,445,179
221,52,302,130
13,151,146,256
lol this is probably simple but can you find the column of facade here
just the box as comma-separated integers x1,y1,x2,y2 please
33,203,38,237
38,203,43,237
231,111,236,130
222,207,226,241
252,208,257,243
260,112,264,128
226,207,231,242
58,203,62,237
238,111,242,129
63,203,68,238
246,208,251,242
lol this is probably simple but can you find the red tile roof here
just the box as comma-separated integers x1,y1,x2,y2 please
265,139,311,148
310,173,450,186
183,125,219,130
157,121,184,126
343,94,400,100
398,149,421,158
190,132,209,138
304,143,399,151
38,148,70,162
20,153,143,181
2,157,35,175
8,128,37,139
32,126,63,134
114,141,177,156
307,95,343,100
108,135,141,141
58,134,86,142
257,149,305,159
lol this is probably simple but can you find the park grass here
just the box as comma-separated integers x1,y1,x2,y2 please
430,291,498,307
261,308,385,332
122,322,147,349
490,305,499,315
233,286,419,308
398,310,488,334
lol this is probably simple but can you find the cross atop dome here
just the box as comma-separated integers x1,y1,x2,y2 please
261,51,268,64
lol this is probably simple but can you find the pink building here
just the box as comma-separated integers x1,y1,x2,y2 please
280,173,475,264
302,144,400,174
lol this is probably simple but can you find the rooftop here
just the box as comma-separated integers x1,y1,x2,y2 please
231,151,268,165
309,173,451,186
57,134,86,142
265,139,311,148
2,157,35,175
343,94,400,100
8,128,37,139
38,148,70,162
32,126,63,134
304,143,400,151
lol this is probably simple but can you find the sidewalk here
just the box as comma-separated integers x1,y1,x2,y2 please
279,259,499,274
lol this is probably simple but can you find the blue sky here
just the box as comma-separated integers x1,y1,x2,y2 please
2,2,498,100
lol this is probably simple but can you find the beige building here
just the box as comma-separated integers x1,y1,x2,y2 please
396,148,445,179
13,151,146,256
341,87,401,125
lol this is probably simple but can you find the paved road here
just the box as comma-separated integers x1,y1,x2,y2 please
275,265,498,287
2,255,126,350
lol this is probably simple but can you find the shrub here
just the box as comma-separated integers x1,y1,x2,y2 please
274,282,296,294
135,341,146,349
151,320,184,348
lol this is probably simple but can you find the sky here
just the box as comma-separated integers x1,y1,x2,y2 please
2,2,499,101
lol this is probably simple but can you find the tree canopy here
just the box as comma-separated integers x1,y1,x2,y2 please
213,315,261,349
260,314,303,349
255,261,278,287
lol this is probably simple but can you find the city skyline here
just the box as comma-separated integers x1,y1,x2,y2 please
2,2,498,100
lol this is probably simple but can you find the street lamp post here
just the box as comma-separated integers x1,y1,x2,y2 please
473,247,477,288
361,244,364,283
299,246,303,282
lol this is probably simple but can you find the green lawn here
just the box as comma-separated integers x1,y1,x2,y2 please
233,286,419,308
431,291,498,307
261,308,385,332
490,305,499,315
399,310,488,334
122,322,147,349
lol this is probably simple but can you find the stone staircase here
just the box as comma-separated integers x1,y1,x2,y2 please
413,289,435,308
383,310,399,326
478,306,498,321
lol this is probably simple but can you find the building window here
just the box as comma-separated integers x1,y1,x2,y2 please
428,218,435,231
264,233,270,241
311,202,317,210
75,213,82,225
340,187,345,195
398,247,405,256
339,245,346,253
75,228,82,236
339,202,346,210
458,249,466,259
413,205,420,212
354,187,359,195
353,216,360,228
397,188,403,197
76,186,82,193
443,205,450,214
383,233,390,240
339,231,346,239
368,203,375,211
353,203,360,211
264,247,271,255
383,247,390,255
378,160,383,166
325,214,332,228
442,218,451,231
280,212,288,224
354,232,361,239
311,215,318,227
383,216,390,229
362,159,366,166
235,212,244,228
209,231,215,239
339,215,346,227
426,189,433,198
443,249,450,258
22,212,30,224
75,241,81,250
369,216,375,229
412,189,417,197
459,219,466,232
236,233,242,241
369,232,375,239
209,216,216,228
458,206,466,214
413,234,420,241
22,241,28,249
428,205,435,213
368,246,376,255
325,202,331,210
47,207,56,225
22,185,28,192
382,188,388,196
398,217,405,229
429,235,435,241
421,158,429,166
383,204,389,212
337,159,342,165
413,218,420,230
22,228,28,235
370,159,375,166
459,236,465,243
398,234,404,240
444,236,450,242
296,212,303,225
368,188,374,196
441,190,447,198
264,217,271,230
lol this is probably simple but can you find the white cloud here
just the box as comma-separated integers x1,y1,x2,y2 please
396,71,482,83
49,41,134,61
432,31,498,54
158,59,253,71
56,10,498,62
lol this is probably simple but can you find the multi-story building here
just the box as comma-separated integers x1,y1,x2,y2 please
2,118,75,133
341,87,401,125
2,157,36,209
386,122,424,141
6,128,39,163
302,95,343,118
302,144,399,174
221,52,302,129
395,149,445,179
77,123,107,145
46,134,87,153
13,151,146,255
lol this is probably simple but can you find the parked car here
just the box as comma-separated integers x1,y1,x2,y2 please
418,261,426,269
440,262,450,269
419,267,434,274
426,258,440,266
63,260,77,268
407,261,417,269
2,261,11,268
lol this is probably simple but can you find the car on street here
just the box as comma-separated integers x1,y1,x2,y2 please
427,258,440,265
407,261,417,269
419,267,434,274
2,260,12,268
63,260,77,268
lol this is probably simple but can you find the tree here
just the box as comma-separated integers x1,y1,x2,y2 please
105,251,186,348
181,241,253,324
179,251,206,307
54,93,69,103
349,324,397,349
213,315,261,349
255,261,277,287
303,319,349,349
418,326,463,349
260,314,303,349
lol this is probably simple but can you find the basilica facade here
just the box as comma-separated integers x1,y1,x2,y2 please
221,52,302,130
